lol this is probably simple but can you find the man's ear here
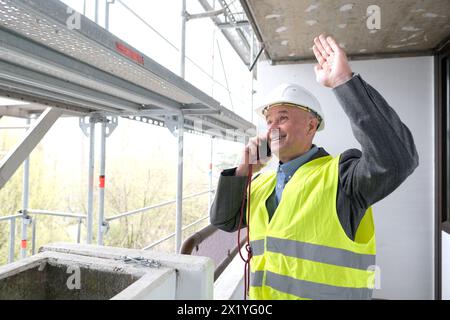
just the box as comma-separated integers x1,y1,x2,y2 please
308,117,319,135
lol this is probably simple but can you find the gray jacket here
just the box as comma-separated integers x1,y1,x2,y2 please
210,74,419,241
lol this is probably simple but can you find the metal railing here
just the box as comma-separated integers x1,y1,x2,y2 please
0,187,214,264
26,209,86,249
0,210,85,264
143,214,210,250
0,214,21,263
104,189,215,251
1,114,219,264
105,190,213,223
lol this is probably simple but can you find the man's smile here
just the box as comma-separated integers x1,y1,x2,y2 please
271,135,286,143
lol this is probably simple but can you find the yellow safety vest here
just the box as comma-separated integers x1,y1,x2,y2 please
248,155,376,300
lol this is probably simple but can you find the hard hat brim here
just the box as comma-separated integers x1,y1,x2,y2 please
256,102,325,131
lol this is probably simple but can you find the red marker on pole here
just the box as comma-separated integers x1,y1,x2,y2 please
99,175,105,188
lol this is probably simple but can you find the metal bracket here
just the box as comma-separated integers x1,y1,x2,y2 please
165,114,181,137
79,114,118,138
103,116,118,138
79,116,95,138
19,210,32,225
100,220,110,234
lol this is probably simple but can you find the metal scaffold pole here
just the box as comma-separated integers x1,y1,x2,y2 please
77,218,82,243
31,216,36,255
105,0,115,31
105,1,110,31
95,0,99,24
87,119,95,244
98,121,106,245
175,0,187,254
180,0,187,79
250,31,255,123
175,115,184,253
208,137,213,210
8,217,15,263
20,118,30,259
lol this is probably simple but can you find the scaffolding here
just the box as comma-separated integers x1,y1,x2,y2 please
0,0,255,262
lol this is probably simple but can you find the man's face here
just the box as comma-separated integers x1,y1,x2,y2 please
265,105,318,161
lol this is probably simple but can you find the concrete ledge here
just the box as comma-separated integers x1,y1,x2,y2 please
0,251,155,299
112,269,176,300
40,243,214,299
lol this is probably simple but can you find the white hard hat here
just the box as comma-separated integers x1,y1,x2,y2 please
255,83,325,131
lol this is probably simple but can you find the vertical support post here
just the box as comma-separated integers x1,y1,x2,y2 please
208,137,213,210
21,118,30,259
77,218,82,244
98,121,107,245
250,76,255,123
175,115,184,253
105,0,112,31
87,119,95,244
105,0,109,31
8,217,16,263
250,32,255,123
180,0,187,79
211,0,216,96
95,0,99,24
31,217,36,255
250,31,254,70
211,28,216,97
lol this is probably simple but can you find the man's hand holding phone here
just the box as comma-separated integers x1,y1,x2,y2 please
236,133,272,177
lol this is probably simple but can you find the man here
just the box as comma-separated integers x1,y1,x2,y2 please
210,34,418,300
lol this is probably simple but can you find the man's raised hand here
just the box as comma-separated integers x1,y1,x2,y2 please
313,34,353,88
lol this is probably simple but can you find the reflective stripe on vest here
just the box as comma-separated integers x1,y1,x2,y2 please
250,239,265,256
251,237,375,270
251,271,264,287
265,271,373,300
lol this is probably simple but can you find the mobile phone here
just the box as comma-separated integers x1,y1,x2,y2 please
257,138,272,161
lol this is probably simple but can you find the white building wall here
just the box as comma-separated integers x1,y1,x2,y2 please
443,231,450,300
255,56,434,299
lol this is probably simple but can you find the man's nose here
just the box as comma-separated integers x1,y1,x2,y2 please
268,121,279,132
